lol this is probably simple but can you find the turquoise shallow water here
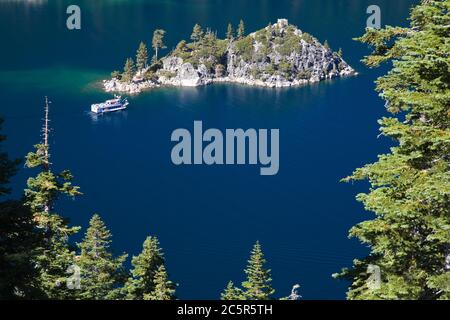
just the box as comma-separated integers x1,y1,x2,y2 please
0,0,417,299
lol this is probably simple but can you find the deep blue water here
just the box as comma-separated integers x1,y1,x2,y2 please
0,0,417,299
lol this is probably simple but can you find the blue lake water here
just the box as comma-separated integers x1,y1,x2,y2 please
0,0,417,299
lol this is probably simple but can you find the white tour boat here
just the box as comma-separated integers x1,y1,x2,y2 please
91,95,129,114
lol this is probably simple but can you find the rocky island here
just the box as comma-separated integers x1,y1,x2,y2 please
104,19,356,94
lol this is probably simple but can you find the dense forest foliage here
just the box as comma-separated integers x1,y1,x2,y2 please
0,0,448,300
335,0,449,300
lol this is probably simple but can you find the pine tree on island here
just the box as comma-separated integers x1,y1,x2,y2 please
122,57,135,82
191,23,204,44
152,29,167,61
136,41,149,71
237,19,245,39
226,23,234,40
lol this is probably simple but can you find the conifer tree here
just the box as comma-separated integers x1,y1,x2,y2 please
237,19,245,39
122,58,135,82
335,0,450,300
221,281,245,300
24,98,81,299
190,23,204,43
123,236,165,299
0,118,20,197
223,242,275,300
136,41,148,71
0,117,42,299
0,200,42,299
144,265,176,300
111,70,121,79
226,23,234,40
76,214,127,300
152,29,166,61
242,241,274,300
175,40,187,52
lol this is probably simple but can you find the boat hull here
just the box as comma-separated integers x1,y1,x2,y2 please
91,105,127,114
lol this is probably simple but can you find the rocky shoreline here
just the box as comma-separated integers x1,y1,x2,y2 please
104,19,357,95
